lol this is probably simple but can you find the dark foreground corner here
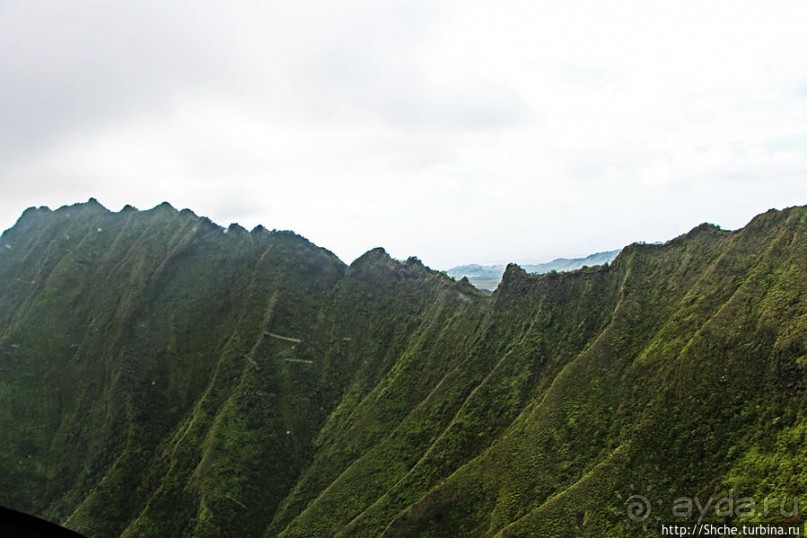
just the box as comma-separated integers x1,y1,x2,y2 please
0,506,86,538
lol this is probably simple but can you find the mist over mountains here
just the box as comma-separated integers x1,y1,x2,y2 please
0,200,805,537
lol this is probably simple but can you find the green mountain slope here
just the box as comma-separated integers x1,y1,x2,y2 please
0,201,804,537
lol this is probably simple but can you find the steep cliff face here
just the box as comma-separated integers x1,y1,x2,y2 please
0,201,804,537
0,201,348,537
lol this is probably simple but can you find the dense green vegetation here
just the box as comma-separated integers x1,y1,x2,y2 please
0,200,804,537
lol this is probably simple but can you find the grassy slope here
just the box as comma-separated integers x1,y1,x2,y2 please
0,202,804,537
382,209,807,537
0,201,347,536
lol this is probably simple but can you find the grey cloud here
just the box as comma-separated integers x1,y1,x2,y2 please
0,1,278,160
0,0,532,172
1,0,805,267
281,3,536,131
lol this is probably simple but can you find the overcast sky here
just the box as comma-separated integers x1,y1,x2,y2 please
1,1,806,268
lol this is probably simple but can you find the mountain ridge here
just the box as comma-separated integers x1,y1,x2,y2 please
0,200,804,537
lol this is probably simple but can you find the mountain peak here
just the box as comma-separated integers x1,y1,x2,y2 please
57,198,110,215
150,201,177,213
350,247,391,268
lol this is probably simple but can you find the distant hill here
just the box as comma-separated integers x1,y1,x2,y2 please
446,249,621,290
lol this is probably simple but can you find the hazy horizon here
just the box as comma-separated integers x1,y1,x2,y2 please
2,1,806,268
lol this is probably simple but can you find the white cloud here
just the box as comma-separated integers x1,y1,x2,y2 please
1,0,806,268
